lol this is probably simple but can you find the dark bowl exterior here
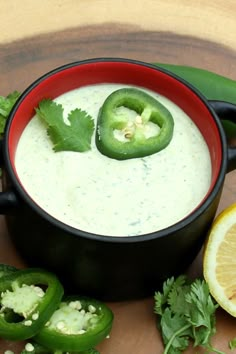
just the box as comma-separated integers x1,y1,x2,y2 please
1,58,228,300
2,172,224,301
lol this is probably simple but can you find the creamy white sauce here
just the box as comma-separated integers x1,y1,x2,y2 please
15,84,212,236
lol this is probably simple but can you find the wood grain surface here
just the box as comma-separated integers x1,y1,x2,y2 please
1,1,236,352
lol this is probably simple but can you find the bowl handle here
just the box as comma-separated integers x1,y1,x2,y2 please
0,139,20,214
209,100,236,172
0,190,19,213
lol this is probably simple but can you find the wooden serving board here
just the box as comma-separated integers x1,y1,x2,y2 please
1,1,236,353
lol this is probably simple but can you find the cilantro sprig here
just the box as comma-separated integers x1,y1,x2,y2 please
229,338,236,350
0,91,21,135
0,93,95,153
36,99,95,152
154,275,225,354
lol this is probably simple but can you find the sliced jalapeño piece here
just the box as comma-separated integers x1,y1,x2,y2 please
34,296,114,352
0,268,64,340
21,341,100,353
96,87,174,160
0,263,18,278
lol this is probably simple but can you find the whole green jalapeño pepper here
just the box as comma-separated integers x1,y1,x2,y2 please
96,88,174,160
0,268,64,341
34,296,114,352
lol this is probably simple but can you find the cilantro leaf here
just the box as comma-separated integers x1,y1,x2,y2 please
229,337,236,350
154,276,225,354
154,277,176,316
160,308,191,354
36,99,95,152
154,276,187,316
185,279,218,347
0,91,21,135
168,278,191,316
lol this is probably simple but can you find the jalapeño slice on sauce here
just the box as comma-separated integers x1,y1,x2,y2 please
96,87,174,160
34,296,114,352
0,268,64,341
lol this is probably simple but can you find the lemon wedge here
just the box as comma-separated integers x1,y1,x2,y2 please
203,203,236,317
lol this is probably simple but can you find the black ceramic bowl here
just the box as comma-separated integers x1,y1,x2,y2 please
1,58,236,301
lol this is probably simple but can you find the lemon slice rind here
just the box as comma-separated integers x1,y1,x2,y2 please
203,203,236,317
